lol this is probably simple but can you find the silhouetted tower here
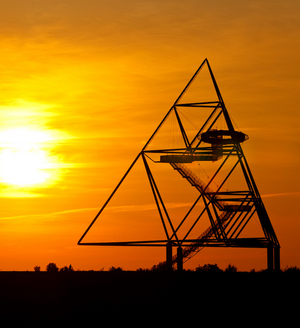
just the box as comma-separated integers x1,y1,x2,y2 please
78,59,280,271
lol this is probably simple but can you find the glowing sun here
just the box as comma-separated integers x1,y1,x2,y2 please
0,128,61,187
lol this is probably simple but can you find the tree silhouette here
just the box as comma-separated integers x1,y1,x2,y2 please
46,263,59,272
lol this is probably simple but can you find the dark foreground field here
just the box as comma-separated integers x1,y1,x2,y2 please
0,271,298,325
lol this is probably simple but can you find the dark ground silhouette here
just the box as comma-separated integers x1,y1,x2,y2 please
0,270,299,324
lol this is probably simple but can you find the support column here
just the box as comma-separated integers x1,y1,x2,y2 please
177,246,183,272
274,247,280,271
267,245,274,271
166,241,173,271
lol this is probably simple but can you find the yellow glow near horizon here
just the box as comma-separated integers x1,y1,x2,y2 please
0,127,66,188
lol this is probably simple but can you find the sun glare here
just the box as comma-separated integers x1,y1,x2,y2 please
0,127,63,188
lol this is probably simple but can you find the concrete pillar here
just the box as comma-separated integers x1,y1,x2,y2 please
267,246,274,271
274,247,280,271
177,246,183,271
166,241,173,271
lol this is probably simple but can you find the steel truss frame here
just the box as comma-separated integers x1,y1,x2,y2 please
78,59,280,271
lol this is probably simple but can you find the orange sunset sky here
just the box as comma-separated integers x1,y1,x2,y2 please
0,0,299,271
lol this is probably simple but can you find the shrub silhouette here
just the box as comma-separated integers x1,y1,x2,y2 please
136,268,150,272
195,263,222,273
150,261,169,271
60,265,74,272
224,264,238,273
108,266,123,272
284,266,300,273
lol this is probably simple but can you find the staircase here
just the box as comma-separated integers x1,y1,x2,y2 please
154,210,232,271
182,211,231,260
170,162,226,210
153,162,233,270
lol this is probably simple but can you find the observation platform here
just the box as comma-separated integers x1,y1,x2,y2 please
199,130,249,145
160,154,222,163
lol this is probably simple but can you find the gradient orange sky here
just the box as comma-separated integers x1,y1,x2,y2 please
0,0,299,271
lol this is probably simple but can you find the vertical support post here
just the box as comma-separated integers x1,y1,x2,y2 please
166,241,173,271
267,245,274,271
274,247,280,271
177,246,183,272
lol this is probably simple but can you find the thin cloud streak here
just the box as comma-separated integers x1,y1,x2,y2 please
105,202,195,213
1,194,298,221
0,207,99,221
0,202,195,221
262,192,300,198
3,193,299,221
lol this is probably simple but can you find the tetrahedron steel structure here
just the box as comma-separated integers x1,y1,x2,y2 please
78,59,280,270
